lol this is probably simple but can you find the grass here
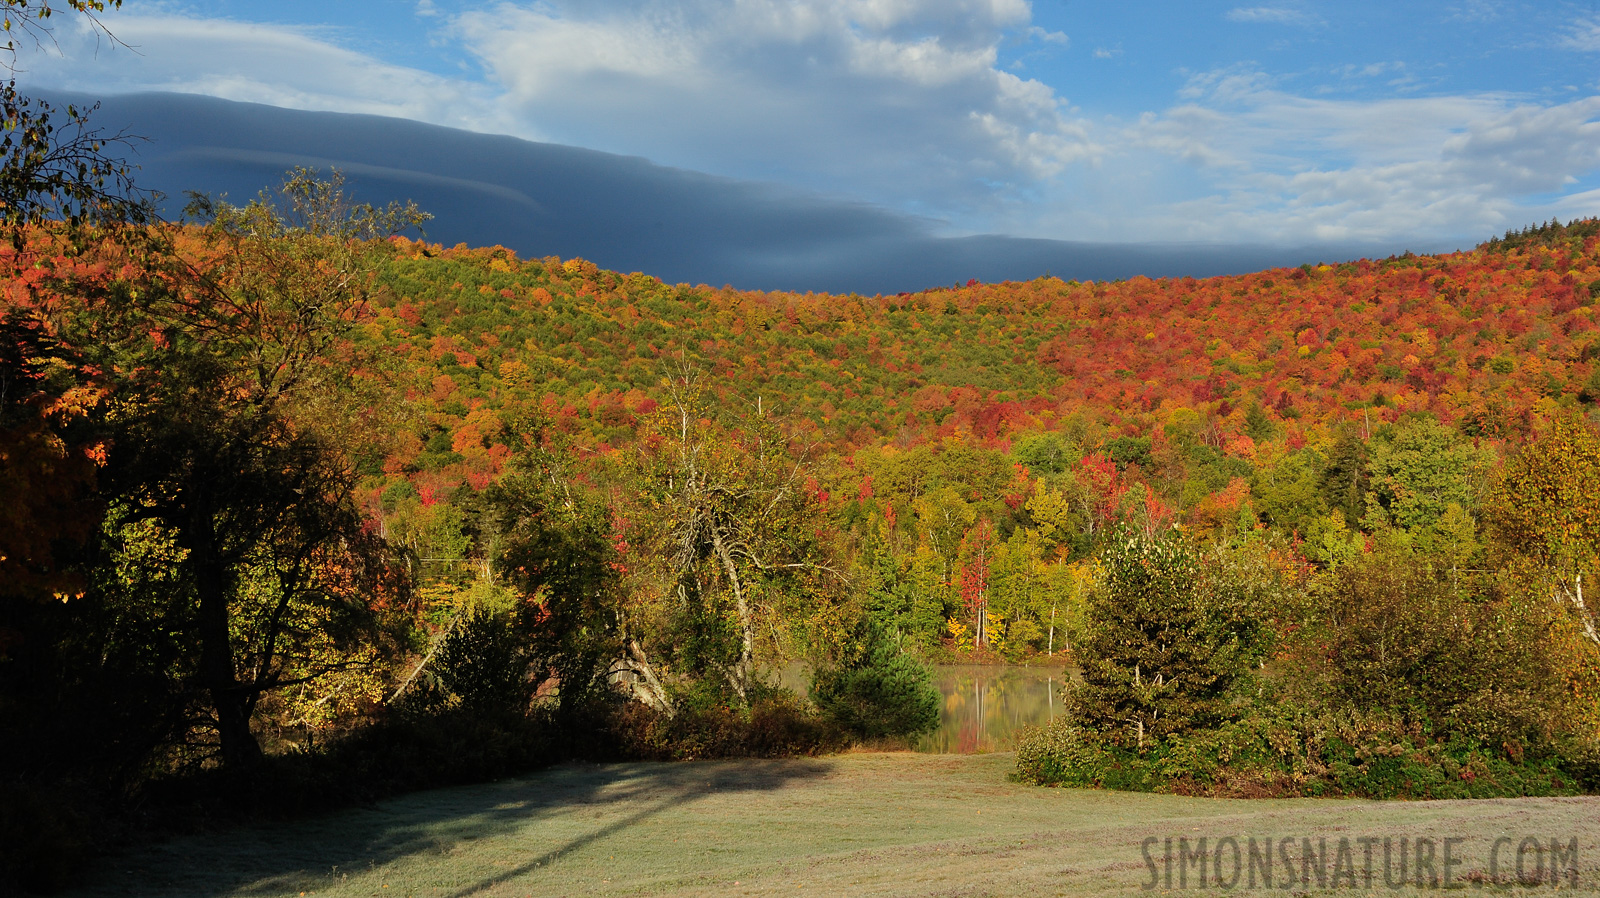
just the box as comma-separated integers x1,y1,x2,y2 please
66,752,1600,897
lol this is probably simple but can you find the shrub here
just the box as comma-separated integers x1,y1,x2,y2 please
610,689,846,760
432,609,536,719
811,620,940,741
1015,707,1593,799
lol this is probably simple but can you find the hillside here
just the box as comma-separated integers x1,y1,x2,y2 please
360,223,1600,505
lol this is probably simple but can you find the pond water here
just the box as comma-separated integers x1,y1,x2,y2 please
912,665,1075,754
776,662,1076,753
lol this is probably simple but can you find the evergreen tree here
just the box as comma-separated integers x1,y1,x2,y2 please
1073,529,1257,745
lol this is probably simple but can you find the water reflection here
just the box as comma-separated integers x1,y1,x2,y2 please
774,663,1076,754
913,665,1076,754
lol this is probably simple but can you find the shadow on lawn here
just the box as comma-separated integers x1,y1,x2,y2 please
70,759,831,897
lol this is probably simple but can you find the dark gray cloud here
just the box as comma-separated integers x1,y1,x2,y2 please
47,90,1409,294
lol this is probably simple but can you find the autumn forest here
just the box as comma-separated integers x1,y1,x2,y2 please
6,80,1600,894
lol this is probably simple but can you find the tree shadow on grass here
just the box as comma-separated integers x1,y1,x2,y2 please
69,759,832,897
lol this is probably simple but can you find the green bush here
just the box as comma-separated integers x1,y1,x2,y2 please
432,609,536,719
811,620,940,741
1015,709,1592,799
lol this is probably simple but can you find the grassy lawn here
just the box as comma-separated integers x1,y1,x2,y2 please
69,752,1600,897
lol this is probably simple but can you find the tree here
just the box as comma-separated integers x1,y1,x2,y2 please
811,617,939,740
619,377,842,710
0,82,151,253
1308,541,1595,748
65,169,427,769
179,168,429,409
956,519,994,650
489,427,623,718
1484,414,1600,644
1073,529,1262,745
1363,418,1489,536
0,314,103,606
101,344,405,769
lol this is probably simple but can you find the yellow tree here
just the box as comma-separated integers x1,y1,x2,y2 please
1484,414,1600,644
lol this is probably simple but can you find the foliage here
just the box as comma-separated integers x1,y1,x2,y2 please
609,689,846,760
1015,711,1593,799
1072,529,1266,744
811,617,940,741
429,608,535,719
1484,413,1600,637
616,380,844,709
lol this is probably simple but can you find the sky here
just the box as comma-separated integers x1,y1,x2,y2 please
15,0,1600,254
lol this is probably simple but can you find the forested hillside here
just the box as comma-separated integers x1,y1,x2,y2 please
6,159,1600,890
357,220,1600,660
366,223,1600,467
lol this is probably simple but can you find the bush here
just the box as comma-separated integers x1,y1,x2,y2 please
610,689,846,760
1015,708,1593,799
811,620,940,741
432,609,536,719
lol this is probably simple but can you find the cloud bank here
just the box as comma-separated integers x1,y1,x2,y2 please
54,90,1391,294
16,2,1600,249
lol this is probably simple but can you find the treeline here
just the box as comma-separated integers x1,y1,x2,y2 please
1016,416,1600,798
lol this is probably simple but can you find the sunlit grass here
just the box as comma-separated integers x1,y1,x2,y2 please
69,752,1600,897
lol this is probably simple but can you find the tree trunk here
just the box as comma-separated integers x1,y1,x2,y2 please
617,639,676,716
190,513,263,771
1569,575,1599,645
711,527,754,701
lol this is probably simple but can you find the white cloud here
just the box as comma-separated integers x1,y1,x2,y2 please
1018,71,1600,245
17,13,516,136
450,0,1095,215
1225,7,1324,27
1028,26,1068,45
1444,0,1503,24
1335,61,1404,79
1562,17,1600,52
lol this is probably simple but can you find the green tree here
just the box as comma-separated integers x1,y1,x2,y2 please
489,431,622,717
55,169,431,770
1483,414,1600,644
1363,419,1489,535
1073,529,1263,744
811,617,940,741
619,378,843,710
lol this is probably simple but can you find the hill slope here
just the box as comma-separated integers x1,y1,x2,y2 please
360,225,1600,498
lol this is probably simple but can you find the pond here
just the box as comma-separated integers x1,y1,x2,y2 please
776,662,1076,753
912,664,1075,754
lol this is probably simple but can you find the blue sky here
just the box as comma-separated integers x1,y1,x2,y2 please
17,0,1600,250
